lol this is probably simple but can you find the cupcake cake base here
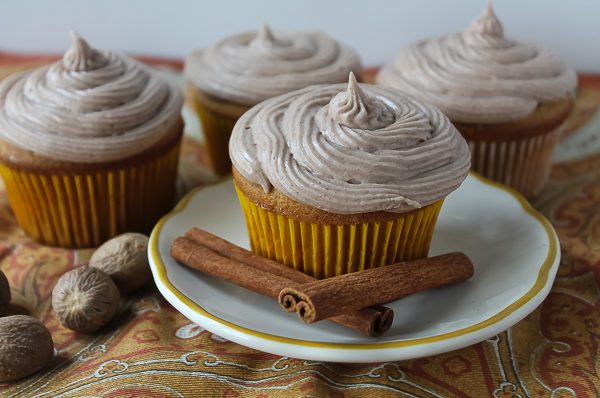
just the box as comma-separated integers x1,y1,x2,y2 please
0,123,183,248
454,99,574,199
233,169,443,279
187,86,250,176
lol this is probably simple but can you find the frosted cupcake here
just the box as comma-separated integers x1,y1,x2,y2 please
377,2,577,198
230,73,470,278
0,33,183,248
184,25,362,175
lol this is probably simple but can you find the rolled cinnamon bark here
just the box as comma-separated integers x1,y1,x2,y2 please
185,228,315,283
184,228,393,326
170,235,393,336
279,252,474,324
172,237,293,296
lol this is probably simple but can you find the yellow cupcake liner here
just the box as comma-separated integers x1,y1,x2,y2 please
189,90,244,176
235,185,444,279
467,128,561,199
0,143,180,248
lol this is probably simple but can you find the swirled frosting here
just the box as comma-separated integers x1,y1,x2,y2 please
376,2,578,124
0,32,183,163
230,73,471,214
185,24,362,105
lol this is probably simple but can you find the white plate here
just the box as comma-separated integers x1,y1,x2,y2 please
148,173,560,363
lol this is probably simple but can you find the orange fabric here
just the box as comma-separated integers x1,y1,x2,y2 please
1,57,600,397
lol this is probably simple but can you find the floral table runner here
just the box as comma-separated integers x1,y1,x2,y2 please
1,54,599,397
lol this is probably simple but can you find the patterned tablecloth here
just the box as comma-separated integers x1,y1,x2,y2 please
1,54,600,398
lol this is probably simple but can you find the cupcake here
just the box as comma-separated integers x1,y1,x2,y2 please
229,73,470,279
376,2,578,198
0,33,184,248
184,24,362,176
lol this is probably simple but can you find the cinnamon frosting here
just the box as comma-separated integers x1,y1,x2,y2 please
376,2,578,124
230,73,471,214
185,25,362,105
0,32,183,163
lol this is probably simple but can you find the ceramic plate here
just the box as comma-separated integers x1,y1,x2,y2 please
148,173,560,363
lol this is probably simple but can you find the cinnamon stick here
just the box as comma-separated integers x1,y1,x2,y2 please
172,237,293,295
170,235,393,336
184,228,393,325
279,252,474,324
185,228,315,283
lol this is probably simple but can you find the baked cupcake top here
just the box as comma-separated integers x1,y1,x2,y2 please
376,2,578,124
184,24,362,106
0,32,183,163
230,73,470,214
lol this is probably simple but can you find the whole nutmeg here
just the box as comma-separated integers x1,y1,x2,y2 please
52,266,120,333
0,315,54,382
89,233,150,294
0,269,10,314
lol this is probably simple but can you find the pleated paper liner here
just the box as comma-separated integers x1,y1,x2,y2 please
455,98,574,199
467,128,561,199
235,184,444,279
0,142,180,248
188,86,249,176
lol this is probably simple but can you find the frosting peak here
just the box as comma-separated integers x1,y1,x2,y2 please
250,24,285,48
0,33,183,163
327,72,394,130
376,2,577,124
229,82,470,214
185,26,362,105
62,31,107,72
466,1,503,37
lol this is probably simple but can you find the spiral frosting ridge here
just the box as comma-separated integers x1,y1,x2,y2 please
376,2,577,124
185,24,362,105
230,75,470,214
0,33,183,163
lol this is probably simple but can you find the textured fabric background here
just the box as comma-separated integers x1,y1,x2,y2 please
0,55,599,397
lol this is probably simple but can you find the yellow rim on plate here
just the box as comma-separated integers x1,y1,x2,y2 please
149,172,557,349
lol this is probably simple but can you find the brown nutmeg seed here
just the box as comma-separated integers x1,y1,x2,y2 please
89,233,150,294
0,269,10,315
52,266,120,333
0,315,54,382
